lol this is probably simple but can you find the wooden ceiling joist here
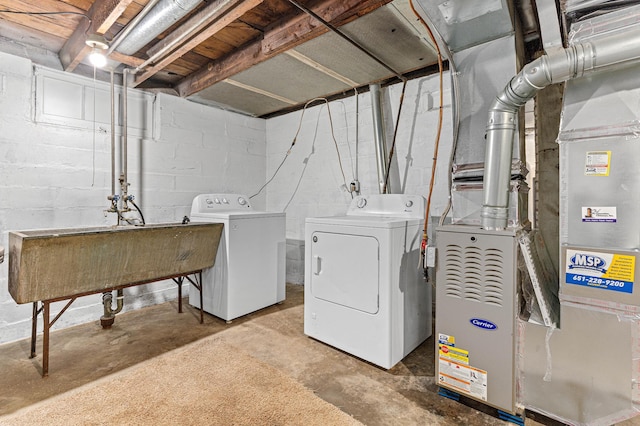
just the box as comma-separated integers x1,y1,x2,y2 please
175,0,392,98
59,0,134,72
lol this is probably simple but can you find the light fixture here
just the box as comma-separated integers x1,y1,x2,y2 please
85,34,109,68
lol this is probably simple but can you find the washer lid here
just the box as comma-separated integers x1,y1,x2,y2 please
191,211,285,220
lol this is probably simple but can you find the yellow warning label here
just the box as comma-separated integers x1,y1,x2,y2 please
602,254,636,282
585,151,610,176
438,333,455,346
439,344,469,365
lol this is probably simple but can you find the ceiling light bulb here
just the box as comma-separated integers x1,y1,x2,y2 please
85,34,109,69
89,48,107,68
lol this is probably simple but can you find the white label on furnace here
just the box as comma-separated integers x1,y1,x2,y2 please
438,358,488,401
582,207,617,223
585,151,610,176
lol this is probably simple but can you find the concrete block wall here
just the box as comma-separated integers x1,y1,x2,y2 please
0,52,266,344
265,75,453,284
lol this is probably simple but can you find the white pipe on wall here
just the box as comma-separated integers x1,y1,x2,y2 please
370,84,388,194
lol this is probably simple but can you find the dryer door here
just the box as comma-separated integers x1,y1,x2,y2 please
310,231,379,314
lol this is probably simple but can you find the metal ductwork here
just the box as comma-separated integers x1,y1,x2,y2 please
116,0,203,56
482,24,640,230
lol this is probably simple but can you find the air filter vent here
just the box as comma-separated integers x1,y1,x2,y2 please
443,244,505,306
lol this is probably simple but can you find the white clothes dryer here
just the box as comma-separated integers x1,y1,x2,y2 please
304,194,432,369
189,194,285,321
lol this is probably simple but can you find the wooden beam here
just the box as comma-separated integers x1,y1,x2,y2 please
285,50,359,87
133,0,264,87
59,0,135,72
108,51,145,68
224,79,297,105
175,0,392,98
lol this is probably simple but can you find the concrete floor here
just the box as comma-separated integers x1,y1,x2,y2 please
0,284,612,425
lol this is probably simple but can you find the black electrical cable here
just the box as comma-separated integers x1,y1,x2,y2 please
129,199,146,225
284,0,404,80
382,79,409,194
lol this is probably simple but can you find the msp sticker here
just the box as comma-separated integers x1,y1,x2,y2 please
585,151,610,176
582,207,617,223
566,249,635,294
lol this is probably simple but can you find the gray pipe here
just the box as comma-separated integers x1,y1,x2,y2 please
116,0,202,56
108,0,163,55
135,0,236,73
100,289,124,328
482,24,640,230
370,84,388,194
122,69,130,213
110,70,115,198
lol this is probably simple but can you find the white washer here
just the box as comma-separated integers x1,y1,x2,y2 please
304,194,432,369
189,194,286,321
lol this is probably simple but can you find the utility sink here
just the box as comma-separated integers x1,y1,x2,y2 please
8,223,223,304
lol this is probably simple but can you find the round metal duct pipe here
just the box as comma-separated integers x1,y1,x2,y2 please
481,24,640,230
116,0,203,56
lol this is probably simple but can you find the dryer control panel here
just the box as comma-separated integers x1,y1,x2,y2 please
191,194,253,214
347,194,425,218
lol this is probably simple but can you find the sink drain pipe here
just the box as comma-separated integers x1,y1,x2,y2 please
101,289,125,328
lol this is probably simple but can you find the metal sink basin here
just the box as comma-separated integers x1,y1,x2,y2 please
8,222,223,303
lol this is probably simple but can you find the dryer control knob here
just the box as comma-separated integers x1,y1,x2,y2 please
405,200,414,208
238,197,247,206
356,198,367,208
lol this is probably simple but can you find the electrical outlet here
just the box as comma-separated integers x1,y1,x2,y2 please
425,245,436,268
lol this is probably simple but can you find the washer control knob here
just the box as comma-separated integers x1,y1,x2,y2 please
214,198,221,204
205,198,213,205
222,198,229,204
356,197,367,208
238,197,247,206
405,200,414,208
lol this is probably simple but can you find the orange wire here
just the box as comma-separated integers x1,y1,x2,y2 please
409,0,444,261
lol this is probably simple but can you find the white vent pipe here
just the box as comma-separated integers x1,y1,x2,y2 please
370,84,389,194
482,24,640,230
116,0,202,55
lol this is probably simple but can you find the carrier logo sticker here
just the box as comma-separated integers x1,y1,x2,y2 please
566,249,635,294
469,318,497,330
568,253,607,273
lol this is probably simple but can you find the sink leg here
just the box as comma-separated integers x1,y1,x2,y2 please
177,277,183,313
42,302,50,377
30,302,38,359
199,271,203,324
